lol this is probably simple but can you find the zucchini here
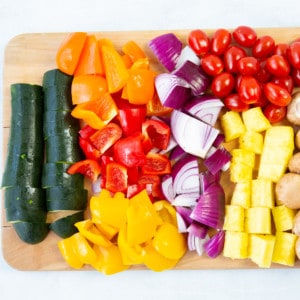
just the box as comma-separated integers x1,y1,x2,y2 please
13,222,49,245
43,86,74,111
46,187,88,211
43,69,73,88
49,211,84,238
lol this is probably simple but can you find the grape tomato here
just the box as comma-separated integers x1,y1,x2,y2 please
210,28,232,56
233,25,257,48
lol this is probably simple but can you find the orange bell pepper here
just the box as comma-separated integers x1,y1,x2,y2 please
101,44,129,93
122,40,146,63
71,74,108,105
71,92,118,130
74,34,104,76
56,32,87,75
146,91,173,116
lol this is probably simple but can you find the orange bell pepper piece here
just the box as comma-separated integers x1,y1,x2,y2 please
71,92,118,130
71,74,108,105
56,32,87,75
122,40,146,63
74,34,104,76
146,91,173,116
101,44,129,93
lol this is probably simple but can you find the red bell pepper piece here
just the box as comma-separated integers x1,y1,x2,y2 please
141,152,171,175
99,155,114,188
79,137,101,161
79,124,98,139
105,162,128,193
67,159,101,182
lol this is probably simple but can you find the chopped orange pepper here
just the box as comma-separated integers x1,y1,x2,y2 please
130,57,150,70
74,34,104,76
71,92,118,129
56,32,87,75
122,40,146,63
146,91,173,116
71,74,108,105
122,54,133,69
92,244,129,275
101,44,129,93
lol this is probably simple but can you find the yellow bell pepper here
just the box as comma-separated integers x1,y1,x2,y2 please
153,200,177,226
75,219,112,247
92,244,129,275
57,237,83,269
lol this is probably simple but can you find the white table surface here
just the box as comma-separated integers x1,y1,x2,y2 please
1,0,300,299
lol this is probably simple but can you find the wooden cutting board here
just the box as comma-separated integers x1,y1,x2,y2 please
2,28,300,271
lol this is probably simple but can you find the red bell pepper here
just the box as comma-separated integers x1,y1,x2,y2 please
141,152,171,175
79,137,101,161
67,159,101,182
105,162,128,193
99,155,114,188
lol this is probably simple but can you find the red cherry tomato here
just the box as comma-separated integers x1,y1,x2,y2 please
274,43,289,57
292,68,300,87
211,72,235,98
271,76,294,94
265,54,290,77
223,93,249,112
188,29,210,56
232,25,257,47
224,46,246,73
287,41,300,69
237,56,260,76
252,35,275,58
255,59,272,83
263,103,287,123
252,89,269,108
238,76,261,104
201,54,224,76
263,82,291,106
210,28,232,56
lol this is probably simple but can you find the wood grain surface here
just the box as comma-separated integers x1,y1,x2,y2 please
2,28,300,271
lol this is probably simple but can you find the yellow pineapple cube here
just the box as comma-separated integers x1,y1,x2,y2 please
230,181,251,208
272,231,297,266
245,207,272,234
259,146,293,166
258,162,289,183
239,131,263,154
248,234,275,268
221,111,246,142
223,205,245,232
272,205,296,232
231,148,255,168
223,231,248,259
251,179,274,208
242,107,271,133
264,126,294,148
230,161,253,183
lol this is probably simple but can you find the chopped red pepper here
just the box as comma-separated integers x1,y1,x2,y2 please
67,159,101,182
141,152,171,175
79,137,101,161
79,124,98,140
105,162,128,193
99,155,114,188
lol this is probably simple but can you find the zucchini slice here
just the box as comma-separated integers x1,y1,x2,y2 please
13,222,49,245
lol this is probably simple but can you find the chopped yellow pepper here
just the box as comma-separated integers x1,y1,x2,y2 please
58,236,83,269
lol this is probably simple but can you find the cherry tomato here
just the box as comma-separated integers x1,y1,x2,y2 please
201,54,224,76
237,56,260,76
292,68,300,87
265,54,290,77
252,35,275,58
223,93,249,112
232,25,257,47
263,103,287,123
287,41,300,69
271,76,294,94
274,43,289,57
188,29,210,56
224,46,246,73
238,76,261,104
210,28,232,56
211,72,235,98
252,89,269,108
263,82,291,106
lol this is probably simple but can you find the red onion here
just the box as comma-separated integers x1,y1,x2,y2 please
187,221,208,239
148,33,183,72
175,45,201,68
169,145,186,161
172,193,199,207
204,146,232,175
199,170,221,193
175,206,194,227
161,175,175,203
204,230,225,258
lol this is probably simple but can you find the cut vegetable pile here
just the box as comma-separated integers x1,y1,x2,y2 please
3,26,300,274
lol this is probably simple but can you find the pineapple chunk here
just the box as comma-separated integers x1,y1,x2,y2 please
245,207,272,234
230,161,253,183
223,205,245,232
223,231,248,259
242,107,271,133
231,148,255,168
272,231,297,266
258,162,289,183
221,111,246,142
231,181,251,208
251,179,274,208
239,131,263,154
259,146,294,168
248,234,275,268
264,126,294,148
272,205,296,232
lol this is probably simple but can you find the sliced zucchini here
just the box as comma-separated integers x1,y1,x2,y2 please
42,69,73,89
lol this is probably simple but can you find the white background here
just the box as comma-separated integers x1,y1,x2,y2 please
1,0,300,299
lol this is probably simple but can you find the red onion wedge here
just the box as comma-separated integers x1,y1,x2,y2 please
155,73,191,109
204,230,225,258
187,221,208,239
204,146,232,175
199,170,221,193
184,94,224,126
161,175,175,203
148,33,182,72
172,154,200,195
175,45,201,68
190,182,225,229
172,193,199,207
172,60,210,96
170,110,219,158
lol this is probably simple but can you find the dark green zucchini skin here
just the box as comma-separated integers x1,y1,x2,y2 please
49,211,84,238
13,222,49,245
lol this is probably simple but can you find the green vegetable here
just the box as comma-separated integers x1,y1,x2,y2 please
13,222,49,245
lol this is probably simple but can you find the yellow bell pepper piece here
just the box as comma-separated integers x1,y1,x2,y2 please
153,200,177,226
57,237,84,269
